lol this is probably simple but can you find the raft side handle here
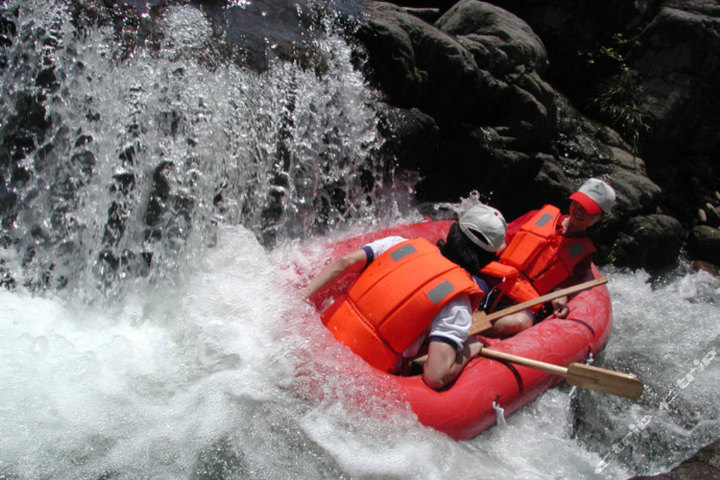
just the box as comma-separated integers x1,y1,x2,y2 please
492,397,507,426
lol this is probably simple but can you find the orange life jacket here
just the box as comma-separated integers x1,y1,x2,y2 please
480,205,595,311
321,238,484,372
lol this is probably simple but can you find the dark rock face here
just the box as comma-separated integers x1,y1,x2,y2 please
612,214,686,270
688,225,720,265
630,5,720,228
628,438,720,480
352,0,720,270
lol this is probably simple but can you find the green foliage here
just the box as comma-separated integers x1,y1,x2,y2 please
579,33,629,70
591,68,651,152
578,34,651,152
599,247,618,266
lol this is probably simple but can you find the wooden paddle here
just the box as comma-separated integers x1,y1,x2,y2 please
414,276,643,399
480,348,644,399
470,277,608,334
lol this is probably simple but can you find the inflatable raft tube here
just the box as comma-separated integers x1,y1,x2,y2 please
310,219,612,440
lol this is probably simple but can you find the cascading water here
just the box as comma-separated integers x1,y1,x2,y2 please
0,0,400,300
1,1,719,479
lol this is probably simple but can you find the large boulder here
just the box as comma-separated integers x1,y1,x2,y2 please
355,2,487,123
610,214,687,269
358,2,555,144
485,0,662,104
436,0,555,148
437,0,549,76
687,225,720,265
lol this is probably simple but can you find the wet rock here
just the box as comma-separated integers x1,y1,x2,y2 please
704,202,720,228
437,0,549,76
610,214,686,270
628,438,720,480
355,1,486,123
352,0,716,270
687,225,720,265
376,105,441,175
608,170,662,220
399,7,442,24
692,259,720,276
628,4,720,226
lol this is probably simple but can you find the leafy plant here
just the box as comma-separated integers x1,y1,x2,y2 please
580,33,629,70
577,34,651,152
591,67,651,152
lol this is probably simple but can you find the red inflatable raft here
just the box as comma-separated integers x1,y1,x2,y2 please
309,218,612,440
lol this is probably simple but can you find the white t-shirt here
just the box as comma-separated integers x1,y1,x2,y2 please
362,236,472,358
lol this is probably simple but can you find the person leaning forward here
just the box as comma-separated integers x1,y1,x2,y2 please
303,204,507,390
480,178,616,338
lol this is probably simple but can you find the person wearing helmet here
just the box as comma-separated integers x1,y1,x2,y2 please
303,204,507,390
481,178,616,337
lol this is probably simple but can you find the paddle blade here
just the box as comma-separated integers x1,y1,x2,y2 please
566,363,644,400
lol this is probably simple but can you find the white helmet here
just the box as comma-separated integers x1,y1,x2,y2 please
458,203,507,252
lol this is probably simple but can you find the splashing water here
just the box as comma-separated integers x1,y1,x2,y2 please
1,1,719,479
3,224,718,479
0,0,393,300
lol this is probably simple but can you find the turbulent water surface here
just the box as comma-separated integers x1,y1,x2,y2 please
1,1,719,479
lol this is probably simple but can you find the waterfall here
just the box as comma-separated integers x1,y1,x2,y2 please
0,0,401,301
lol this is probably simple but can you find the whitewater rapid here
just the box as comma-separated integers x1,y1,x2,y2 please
2,222,719,479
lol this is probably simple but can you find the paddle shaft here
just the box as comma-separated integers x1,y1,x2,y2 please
480,348,567,375
480,348,644,400
470,277,608,334
413,277,643,399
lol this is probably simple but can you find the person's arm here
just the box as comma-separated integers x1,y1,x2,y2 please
551,255,593,318
302,249,367,299
423,337,483,389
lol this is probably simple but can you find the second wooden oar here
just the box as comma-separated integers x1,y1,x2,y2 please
470,277,608,334
480,348,644,399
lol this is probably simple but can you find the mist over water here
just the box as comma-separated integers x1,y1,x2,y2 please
1,1,719,479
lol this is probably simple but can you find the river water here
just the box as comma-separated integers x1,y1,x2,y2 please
1,1,719,479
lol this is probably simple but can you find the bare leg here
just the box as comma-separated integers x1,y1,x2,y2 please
484,311,533,338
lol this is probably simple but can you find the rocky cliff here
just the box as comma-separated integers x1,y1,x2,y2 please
352,0,720,270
